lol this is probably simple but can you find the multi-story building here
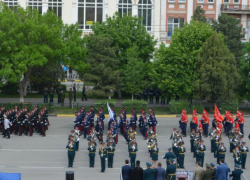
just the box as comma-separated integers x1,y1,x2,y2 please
1,0,249,45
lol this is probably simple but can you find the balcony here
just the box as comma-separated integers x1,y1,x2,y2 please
221,4,250,14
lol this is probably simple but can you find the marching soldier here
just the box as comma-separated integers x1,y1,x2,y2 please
229,164,243,179
66,138,75,168
163,148,176,167
177,142,185,169
240,142,248,169
150,144,159,167
165,158,177,180
88,141,96,168
191,110,198,132
197,140,206,167
107,141,115,168
193,132,200,159
129,141,138,168
213,132,220,158
190,129,196,153
233,146,241,167
217,142,226,164
209,127,216,152
99,142,107,172
74,126,81,151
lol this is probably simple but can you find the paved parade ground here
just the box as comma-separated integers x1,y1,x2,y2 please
1,116,250,180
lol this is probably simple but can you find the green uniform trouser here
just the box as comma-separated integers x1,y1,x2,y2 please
68,151,74,167
167,174,176,180
130,157,136,168
108,155,113,168
89,155,95,167
100,158,106,172
178,155,184,168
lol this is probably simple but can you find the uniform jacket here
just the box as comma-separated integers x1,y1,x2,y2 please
131,166,143,180
193,166,205,180
229,169,243,180
143,168,157,180
202,169,214,180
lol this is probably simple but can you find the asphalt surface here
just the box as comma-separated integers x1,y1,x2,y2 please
0,117,250,180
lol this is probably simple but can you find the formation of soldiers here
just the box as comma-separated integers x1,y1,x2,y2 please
0,106,49,137
177,106,249,179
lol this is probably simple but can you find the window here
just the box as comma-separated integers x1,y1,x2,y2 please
224,0,229,2
48,0,62,17
138,0,152,31
28,0,43,14
198,0,204,2
234,0,239,3
179,0,185,2
4,0,18,10
208,0,214,2
167,18,184,37
168,0,175,2
78,0,103,30
207,18,213,25
118,0,132,17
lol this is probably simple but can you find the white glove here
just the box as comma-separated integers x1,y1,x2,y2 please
105,158,107,161
162,156,165,159
236,158,238,161
211,133,213,136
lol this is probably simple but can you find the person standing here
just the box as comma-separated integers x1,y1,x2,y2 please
229,164,243,180
149,88,154,104
107,141,115,168
43,86,49,103
155,89,160,104
69,88,73,107
215,159,230,180
202,163,214,180
177,142,185,169
121,159,133,180
193,162,204,180
99,142,107,172
197,140,206,167
129,141,138,168
240,142,248,169
57,85,63,103
150,144,159,167
163,148,176,167
155,162,165,180
165,158,176,180
61,90,65,106
131,160,143,180
49,86,54,103
88,141,96,168
3,116,11,139
143,162,157,180
82,86,87,101
143,88,148,101
73,84,76,101
66,139,75,168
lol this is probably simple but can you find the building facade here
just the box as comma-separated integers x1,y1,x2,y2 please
1,0,249,45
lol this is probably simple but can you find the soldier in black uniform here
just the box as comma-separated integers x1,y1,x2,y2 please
149,88,154,104
155,89,160,104
143,88,148,101
50,86,54,103
73,84,76,101
57,85,63,103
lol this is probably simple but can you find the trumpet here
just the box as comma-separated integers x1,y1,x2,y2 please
148,143,154,150
152,134,158,139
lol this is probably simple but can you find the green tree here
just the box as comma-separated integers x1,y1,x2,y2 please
195,33,241,103
83,34,119,99
0,4,86,102
213,14,244,61
90,12,157,97
123,45,145,100
150,20,214,100
192,6,207,23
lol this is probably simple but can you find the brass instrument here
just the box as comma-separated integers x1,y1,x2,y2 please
148,143,154,150
152,134,157,139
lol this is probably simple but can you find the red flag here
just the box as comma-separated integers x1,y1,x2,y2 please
214,104,223,122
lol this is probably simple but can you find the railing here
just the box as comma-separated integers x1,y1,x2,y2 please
221,4,250,11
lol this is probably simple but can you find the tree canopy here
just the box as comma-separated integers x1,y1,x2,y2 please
192,6,207,23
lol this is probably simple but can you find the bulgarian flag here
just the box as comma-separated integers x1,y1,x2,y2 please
214,104,223,122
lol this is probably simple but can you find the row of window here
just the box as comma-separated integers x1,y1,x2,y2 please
3,0,152,31
169,0,239,3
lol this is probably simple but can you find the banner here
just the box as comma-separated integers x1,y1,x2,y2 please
0,172,21,180
107,102,114,121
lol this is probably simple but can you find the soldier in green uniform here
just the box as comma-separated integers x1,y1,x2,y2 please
69,88,73,107
88,141,96,168
233,146,241,167
210,163,216,180
213,132,220,158
43,86,49,103
197,140,206,167
240,142,248,169
163,148,175,167
107,141,115,168
143,162,157,180
177,142,185,169
209,127,216,152
165,158,177,180
229,164,243,180
190,129,195,153
229,127,235,152
150,144,159,167
129,141,138,168
217,142,226,164
99,142,107,172
193,132,200,159
66,138,75,168
49,86,54,103
202,163,214,180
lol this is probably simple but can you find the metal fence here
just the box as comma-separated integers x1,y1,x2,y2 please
221,4,250,11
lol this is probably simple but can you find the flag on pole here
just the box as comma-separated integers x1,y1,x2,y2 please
214,104,223,122
107,102,114,121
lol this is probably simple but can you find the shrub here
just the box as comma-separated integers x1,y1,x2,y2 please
169,101,190,114
219,102,239,114
2,103,33,110
94,100,116,114
121,100,147,111
191,103,204,114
